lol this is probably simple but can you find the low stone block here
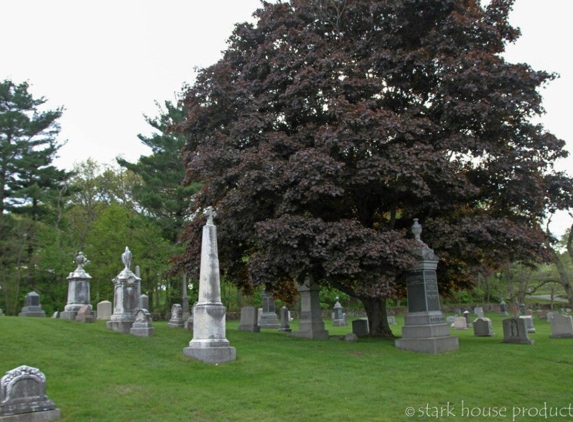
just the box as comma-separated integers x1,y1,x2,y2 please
352,318,369,337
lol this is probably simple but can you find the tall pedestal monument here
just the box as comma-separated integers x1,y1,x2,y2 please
395,219,459,354
60,252,92,320
107,247,141,334
183,207,236,364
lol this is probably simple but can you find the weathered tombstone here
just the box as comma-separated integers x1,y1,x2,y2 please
75,305,94,323
184,303,196,332
474,306,484,318
259,291,281,329
130,309,155,337
107,247,141,334
51,312,59,319
0,365,61,420
332,297,347,327
18,292,46,317
387,316,397,325
291,278,329,340
60,251,91,321
549,314,573,338
446,316,455,325
278,306,292,332
168,304,185,328
463,310,471,328
183,207,236,364
344,333,358,342
502,317,534,345
499,300,508,316
453,317,468,330
536,309,548,319
97,300,112,320
395,219,458,354
519,315,536,333
547,311,559,322
237,306,260,332
352,318,369,337
139,294,149,311
473,317,495,337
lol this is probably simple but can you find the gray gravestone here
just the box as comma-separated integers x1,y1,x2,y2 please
446,316,455,325
352,318,369,337
18,292,46,317
547,311,559,322
60,251,91,321
130,309,155,337
75,305,94,323
502,317,534,345
453,317,468,330
97,300,112,320
107,247,141,334
519,315,536,333
291,279,329,340
51,312,59,318
139,294,149,310
332,297,347,327
474,306,484,318
387,316,397,325
0,308,4,316
473,317,495,337
536,309,548,319
237,306,260,332
259,291,281,329
500,300,508,316
183,207,236,364
278,306,292,332
167,304,185,328
0,365,61,420
395,219,458,354
549,314,573,338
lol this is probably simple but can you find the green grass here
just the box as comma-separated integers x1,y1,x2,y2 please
1,314,572,422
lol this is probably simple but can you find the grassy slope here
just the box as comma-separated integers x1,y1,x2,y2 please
1,314,572,422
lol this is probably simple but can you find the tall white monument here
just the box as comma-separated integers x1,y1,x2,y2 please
183,207,236,364
107,247,141,334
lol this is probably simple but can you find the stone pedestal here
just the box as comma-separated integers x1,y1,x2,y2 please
60,252,91,321
18,292,46,318
291,280,329,340
332,297,347,327
395,219,459,354
107,247,141,334
278,306,292,332
259,291,280,329
183,208,236,364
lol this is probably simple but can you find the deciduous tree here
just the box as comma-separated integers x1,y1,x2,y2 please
177,0,573,337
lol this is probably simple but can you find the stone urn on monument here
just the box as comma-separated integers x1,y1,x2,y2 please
395,219,459,354
183,207,236,364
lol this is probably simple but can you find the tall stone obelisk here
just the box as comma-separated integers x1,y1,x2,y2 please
183,207,236,364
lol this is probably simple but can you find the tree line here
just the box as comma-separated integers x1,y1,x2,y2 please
3,1,573,338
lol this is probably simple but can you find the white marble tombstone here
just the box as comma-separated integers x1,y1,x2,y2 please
61,251,91,320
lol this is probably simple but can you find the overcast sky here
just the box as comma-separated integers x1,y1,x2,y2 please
1,0,572,236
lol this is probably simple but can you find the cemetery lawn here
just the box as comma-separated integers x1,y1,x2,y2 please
1,315,572,422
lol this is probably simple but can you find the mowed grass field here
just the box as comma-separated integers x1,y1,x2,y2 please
1,313,572,422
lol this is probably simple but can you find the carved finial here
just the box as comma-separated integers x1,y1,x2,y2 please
121,246,132,270
205,206,216,225
412,218,423,243
76,251,87,269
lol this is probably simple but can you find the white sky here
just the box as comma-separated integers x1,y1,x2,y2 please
1,0,572,236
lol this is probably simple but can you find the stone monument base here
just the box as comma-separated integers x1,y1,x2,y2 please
291,321,329,340
58,311,77,320
183,345,236,364
0,409,61,422
130,326,155,337
106,320,134,334
259,313,280,329
395,334,459,354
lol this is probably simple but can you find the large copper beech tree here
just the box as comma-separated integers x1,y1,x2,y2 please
176,0,573,337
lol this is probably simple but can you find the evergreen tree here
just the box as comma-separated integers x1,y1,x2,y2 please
0,79,71,220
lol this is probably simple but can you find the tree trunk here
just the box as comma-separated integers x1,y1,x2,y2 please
548,247,573,309
360,296,394,338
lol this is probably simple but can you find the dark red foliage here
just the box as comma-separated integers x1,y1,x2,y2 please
175,0,573,331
